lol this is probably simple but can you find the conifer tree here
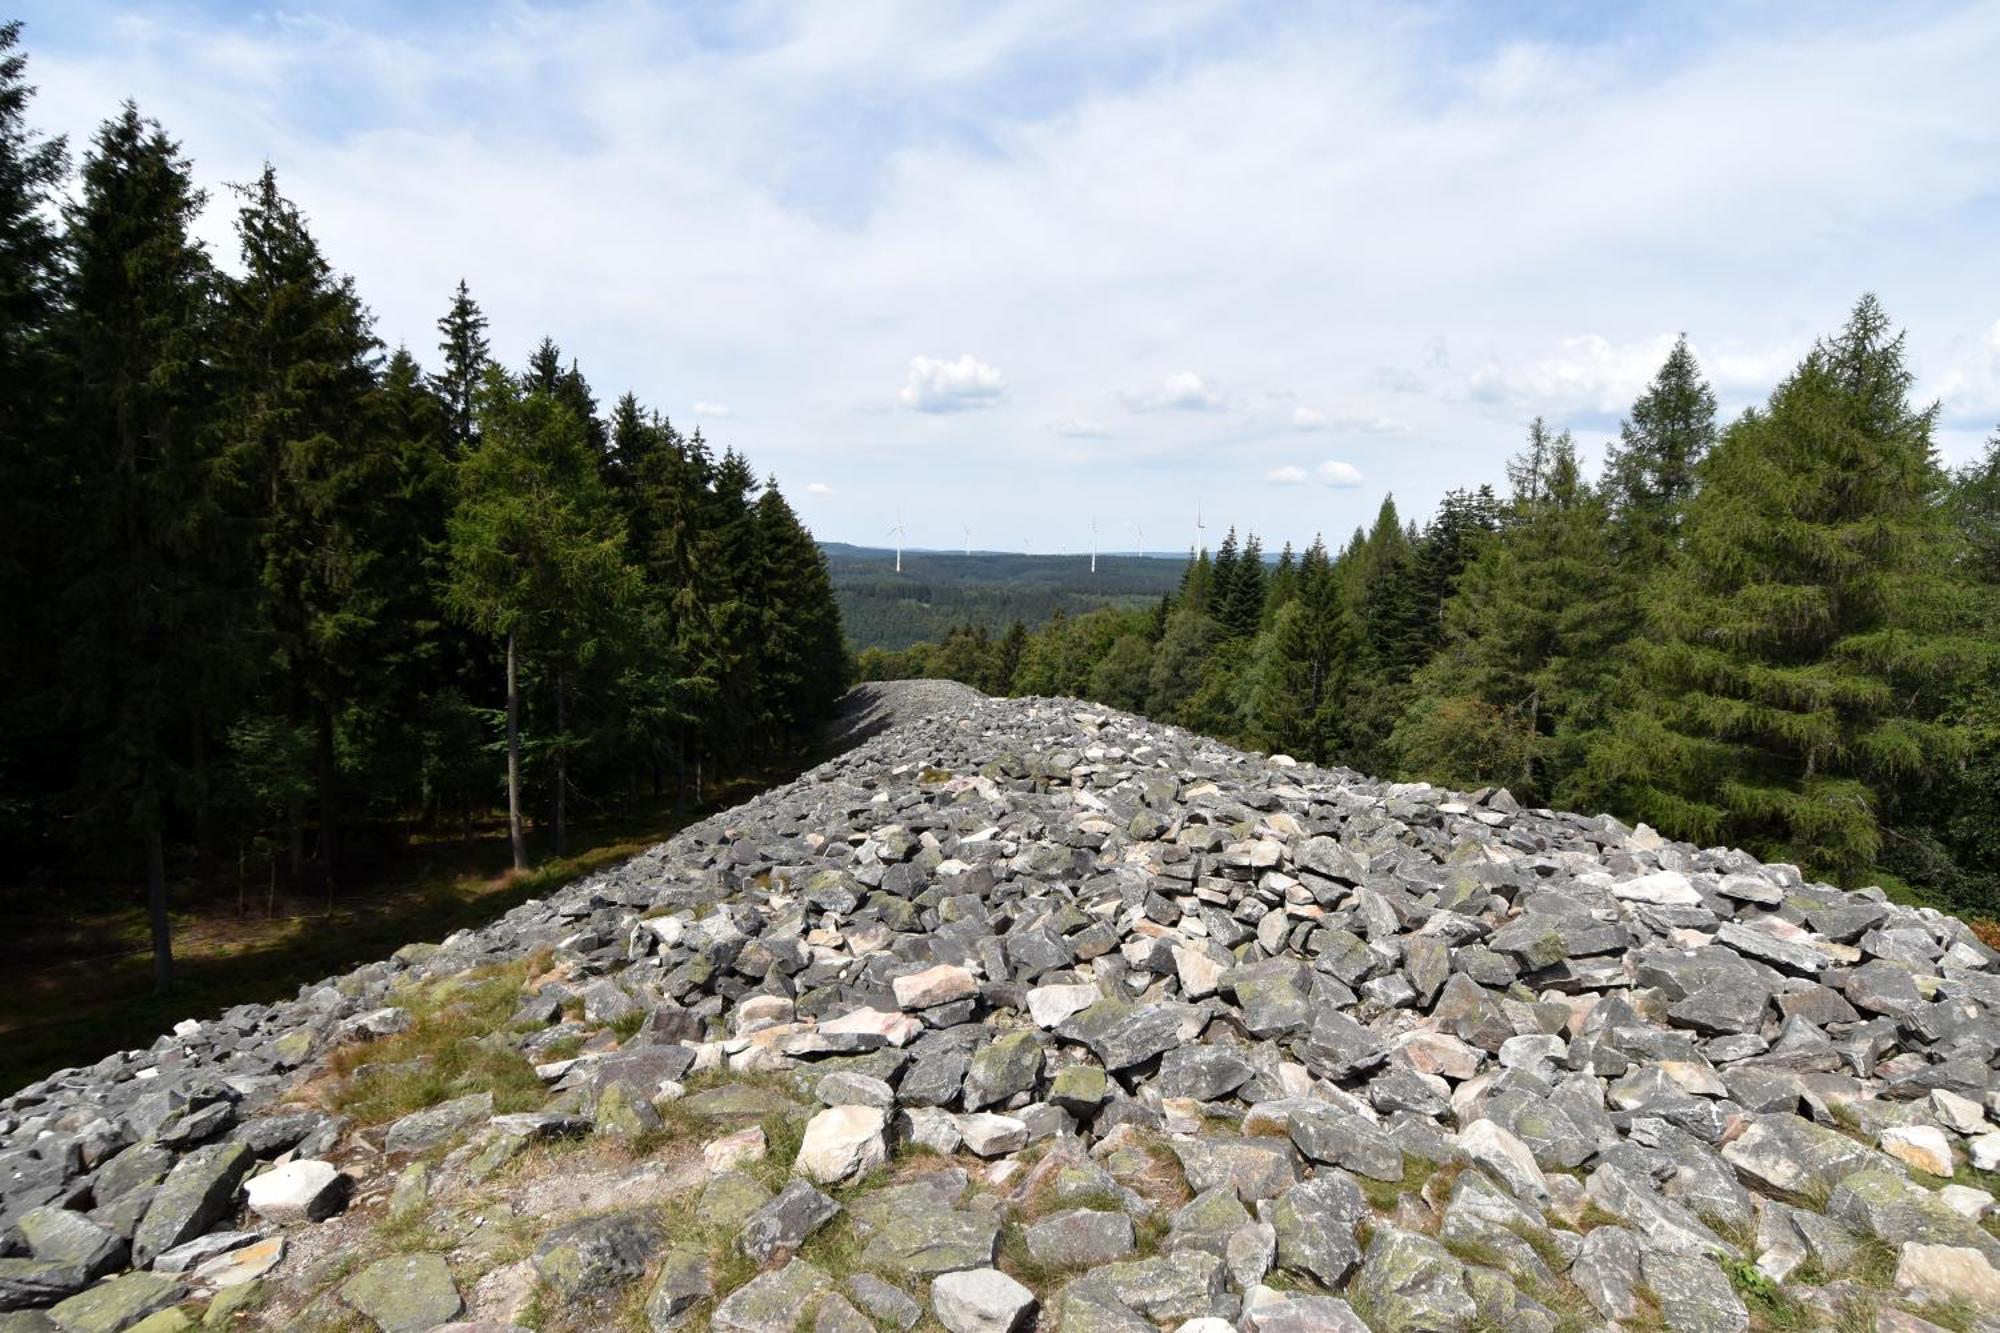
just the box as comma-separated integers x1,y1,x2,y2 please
214,164,385,879
0,21,67,844
1247,537,1357,762
446,367,635,868
1603,335,1716,555
1217,533,1265,637
430,279,488,456
1567,297,1985,878
1392,436,1621,797
57,103,218,992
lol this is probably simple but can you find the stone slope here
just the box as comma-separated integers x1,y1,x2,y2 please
4,684,2000,1332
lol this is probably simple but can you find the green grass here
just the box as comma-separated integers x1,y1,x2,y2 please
318,958,548,1125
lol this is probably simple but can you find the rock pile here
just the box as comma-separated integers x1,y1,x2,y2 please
4,681,2000,1332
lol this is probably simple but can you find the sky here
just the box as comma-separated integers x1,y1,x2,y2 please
14,0,2000,554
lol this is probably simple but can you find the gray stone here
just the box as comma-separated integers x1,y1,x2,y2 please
1024,1209,1135,1268
739,1180,840,1264
1270,1172,1366,1287
17,1208,126,1280
1639,1251,1749,1333
383,1092,494,1156
44,1271,182,1333
930,1268,1036,1333
531,1208,665,1298
339,1253,464,1333
131,1141,254,1269
711,1260,829,1333
859,1209,999,1278
1350,1228,1476,1333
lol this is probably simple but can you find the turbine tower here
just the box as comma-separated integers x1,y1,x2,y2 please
1195,502,1207,556
888,508,905,574
962,523,972,557
1090,517,1098,575
1129,521,1145,556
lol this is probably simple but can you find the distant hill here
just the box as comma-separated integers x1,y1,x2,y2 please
822,542,1186,650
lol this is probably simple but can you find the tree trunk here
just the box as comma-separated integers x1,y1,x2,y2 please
144,804,172,996
554,665,568,858
287,791,304,882
506,630,527,871
191,719,213,876
314,700,338,880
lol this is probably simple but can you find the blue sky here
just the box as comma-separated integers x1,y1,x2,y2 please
15,0,2000,553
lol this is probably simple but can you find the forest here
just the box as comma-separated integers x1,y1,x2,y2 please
825,544,1185,650
861,303,2000,918
0,24,847,990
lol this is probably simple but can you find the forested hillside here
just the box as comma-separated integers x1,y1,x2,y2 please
865,304,2000,917
0,25,846,988
826,544,1184,649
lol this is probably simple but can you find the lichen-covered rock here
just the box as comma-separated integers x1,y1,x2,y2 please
530,1208,665,1299
710,1260,828,1333
45,1272,183,1333
339,1253,463,1333
1350,1228,1476,1333
130,1142,254,1269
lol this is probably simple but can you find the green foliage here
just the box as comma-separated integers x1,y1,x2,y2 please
0,23,849,986
1572,297,1987,882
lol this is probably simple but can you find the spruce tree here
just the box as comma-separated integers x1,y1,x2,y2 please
1391,437,1621,798
1568,297,1985,879
446,366,634,868
214,164,385,880
430,279,489,456
1603,335,1716,556
0,20,67,847
57,103,218,992
1247,537,1357,762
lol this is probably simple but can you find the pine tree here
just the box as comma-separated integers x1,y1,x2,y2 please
430,279,488,457
1568,297,1986,879
752,480,847,745
57,103,218,992
1343,497,1430,770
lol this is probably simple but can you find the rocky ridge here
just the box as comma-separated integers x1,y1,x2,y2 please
3,681,2000,1332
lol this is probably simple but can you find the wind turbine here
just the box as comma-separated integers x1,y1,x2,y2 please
1129,521,1145,556
1090,517,1098,575
888,508,905,574
1195,502,1207,556
961,523,972,557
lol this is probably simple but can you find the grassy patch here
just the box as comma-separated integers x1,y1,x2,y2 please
1907,1297,1979,1333
1721,1256,1813,1333
315,959,546,1125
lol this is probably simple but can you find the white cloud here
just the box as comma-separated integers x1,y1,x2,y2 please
1317,461,1365,488
1935,320,2000,420
24,2,2000,550
1122,371,1227,413
693,401,731,417
1049,417,1111,438
806,481,835,495
1290,406,1327,432
1265,464,1309,483
898,353,1007,413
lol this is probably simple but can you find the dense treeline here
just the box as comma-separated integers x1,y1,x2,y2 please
0,26,845,987
826,546,1185,650
868,304,2000,915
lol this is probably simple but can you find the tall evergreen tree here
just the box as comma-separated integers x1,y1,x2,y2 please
446,367,635,868
0,20,67,848
1603,335,1716,555
1568,297,1986,878
214,164,385,880
1392,436,1621,797
57,103,218,992
430,279,488,457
